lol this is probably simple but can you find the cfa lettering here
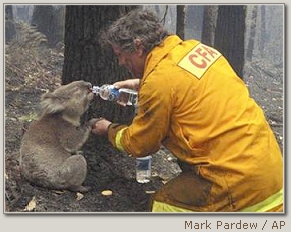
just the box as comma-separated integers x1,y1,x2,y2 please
188,45,219,69
272,221,285,229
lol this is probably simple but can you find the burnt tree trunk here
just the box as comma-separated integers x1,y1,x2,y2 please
246,5,258,62
201,5,218,46
176,5,186,39
5,5,16,43
260,5,266,56
31,5,65,47
214,5,246,78
63,5,140,124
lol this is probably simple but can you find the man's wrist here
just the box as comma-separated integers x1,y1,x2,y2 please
107,123,113,131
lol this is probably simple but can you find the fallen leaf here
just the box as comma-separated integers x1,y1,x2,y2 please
145,190,156,194
101,190,113,196
24,196,36,211
76,192,84,201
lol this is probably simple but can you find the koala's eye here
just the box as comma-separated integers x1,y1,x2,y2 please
84,82,92,89
81,82,92,92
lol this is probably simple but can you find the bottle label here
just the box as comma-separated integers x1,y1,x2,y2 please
108,88,120,101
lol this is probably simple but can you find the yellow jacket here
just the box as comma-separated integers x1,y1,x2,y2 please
108,35,283,211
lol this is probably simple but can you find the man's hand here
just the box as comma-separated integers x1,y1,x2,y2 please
91,118,112,136
113,78,140,91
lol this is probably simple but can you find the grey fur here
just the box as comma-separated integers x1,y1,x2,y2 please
20,80,98,192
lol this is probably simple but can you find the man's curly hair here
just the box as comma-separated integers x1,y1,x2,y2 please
101,9,169,53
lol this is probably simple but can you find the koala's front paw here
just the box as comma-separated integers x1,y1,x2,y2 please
73,150,84,156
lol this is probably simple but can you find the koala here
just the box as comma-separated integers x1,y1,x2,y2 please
20,80,98,192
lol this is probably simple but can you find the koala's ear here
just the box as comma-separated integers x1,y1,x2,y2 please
41,92,66,114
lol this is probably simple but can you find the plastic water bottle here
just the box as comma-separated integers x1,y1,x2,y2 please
92,84,138,106
136,156,152,183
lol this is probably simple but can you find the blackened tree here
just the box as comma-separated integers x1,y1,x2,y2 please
214,5,246,78
31,5,65,47
5,5,16,43
62,5,140,124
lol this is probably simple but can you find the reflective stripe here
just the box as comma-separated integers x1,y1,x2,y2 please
240,188,284,212
152,188,284,212
115,128,127,152
152,201,193,212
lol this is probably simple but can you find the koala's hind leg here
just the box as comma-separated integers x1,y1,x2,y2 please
55,155,90,192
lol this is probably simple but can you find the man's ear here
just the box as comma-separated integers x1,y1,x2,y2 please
134,38,145,56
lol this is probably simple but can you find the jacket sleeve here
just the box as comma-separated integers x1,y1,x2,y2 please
107,74,174,157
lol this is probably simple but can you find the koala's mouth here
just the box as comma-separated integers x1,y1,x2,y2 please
88,90,95,100
87,84,95,100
